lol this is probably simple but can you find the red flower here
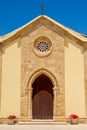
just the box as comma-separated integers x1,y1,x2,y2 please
8,115,16,119
69,114,79,119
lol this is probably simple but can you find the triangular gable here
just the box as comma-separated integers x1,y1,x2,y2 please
0,15,87,43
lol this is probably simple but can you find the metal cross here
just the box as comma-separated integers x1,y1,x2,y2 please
40,5,46,15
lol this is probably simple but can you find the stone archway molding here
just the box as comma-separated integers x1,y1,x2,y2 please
27,67,58,89
20,68,65,122
26,68,59,121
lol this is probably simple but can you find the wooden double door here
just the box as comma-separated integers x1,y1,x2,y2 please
32,74,53,119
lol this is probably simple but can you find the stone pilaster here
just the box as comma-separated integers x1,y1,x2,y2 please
27,88,32,120
53,88,57,120
84,43,87,116
0,44,2,115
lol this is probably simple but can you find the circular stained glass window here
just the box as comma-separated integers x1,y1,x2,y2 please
33,36,52,57
37,41,49,52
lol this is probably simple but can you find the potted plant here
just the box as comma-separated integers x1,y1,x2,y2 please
7,115,17,125
69,114,79,124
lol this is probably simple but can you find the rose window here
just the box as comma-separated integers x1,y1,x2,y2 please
37,41,49,52
33,36,52,57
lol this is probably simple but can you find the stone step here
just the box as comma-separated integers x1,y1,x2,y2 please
18,121,67,125
32,119,53,122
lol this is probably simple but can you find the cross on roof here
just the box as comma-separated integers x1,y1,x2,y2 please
40,5,46,15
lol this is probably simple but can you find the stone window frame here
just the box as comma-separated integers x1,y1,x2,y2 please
33,36,52,57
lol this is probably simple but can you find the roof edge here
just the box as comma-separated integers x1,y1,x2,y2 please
0,15,87,43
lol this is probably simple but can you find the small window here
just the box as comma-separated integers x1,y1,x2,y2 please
33,36,52,57
37,41,49,52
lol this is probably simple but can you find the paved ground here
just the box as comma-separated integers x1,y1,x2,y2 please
0,124,87,130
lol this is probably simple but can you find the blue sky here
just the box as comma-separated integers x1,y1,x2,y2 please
0,0,87,36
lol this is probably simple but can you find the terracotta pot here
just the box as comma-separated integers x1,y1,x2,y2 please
8,119,15,125
69,118,78,124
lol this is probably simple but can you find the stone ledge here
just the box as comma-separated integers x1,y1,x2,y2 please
0,118,87,124
18,121,67,125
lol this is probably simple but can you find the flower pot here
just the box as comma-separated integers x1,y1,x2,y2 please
70,118,78,125
8,119,15,125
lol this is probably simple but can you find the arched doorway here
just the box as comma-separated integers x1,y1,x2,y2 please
32,74,53,119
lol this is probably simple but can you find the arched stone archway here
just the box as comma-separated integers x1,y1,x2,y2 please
26,68,58,120
20,68,65,121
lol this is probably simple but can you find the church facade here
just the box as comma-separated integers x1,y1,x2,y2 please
0,15,87,123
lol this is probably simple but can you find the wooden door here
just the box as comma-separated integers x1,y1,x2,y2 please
32,74,53,119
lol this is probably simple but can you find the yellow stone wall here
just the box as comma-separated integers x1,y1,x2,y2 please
1,38,21,117
65,38,85,117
